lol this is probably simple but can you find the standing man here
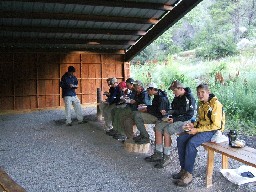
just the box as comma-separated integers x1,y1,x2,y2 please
60,66,84,126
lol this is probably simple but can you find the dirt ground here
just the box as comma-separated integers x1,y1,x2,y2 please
0,106,255,192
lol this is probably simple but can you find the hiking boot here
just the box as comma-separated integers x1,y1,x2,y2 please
174,172,193,187
106,129,118,136
78,120,88,124
135,136,150,144
113,134,126,141
172,169,186,179
154,154,171,168
144,151,163,162
133,135,142,142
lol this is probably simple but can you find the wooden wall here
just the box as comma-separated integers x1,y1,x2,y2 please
0,52,130,111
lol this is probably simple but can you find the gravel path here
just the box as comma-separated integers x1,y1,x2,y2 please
0,107,255,192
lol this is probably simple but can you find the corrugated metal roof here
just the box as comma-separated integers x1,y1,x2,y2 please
0,0,202,61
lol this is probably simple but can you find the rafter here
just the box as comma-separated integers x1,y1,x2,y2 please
1,11,159,25
3,0,174,11
0,37,136,45
1,25,147,36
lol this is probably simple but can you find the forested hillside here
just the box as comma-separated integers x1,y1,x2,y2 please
131,0,255,63
130,0,256,135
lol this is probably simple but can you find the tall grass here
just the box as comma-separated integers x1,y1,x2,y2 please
131,51,256,136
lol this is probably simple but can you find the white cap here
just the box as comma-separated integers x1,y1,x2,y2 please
147,82,158,89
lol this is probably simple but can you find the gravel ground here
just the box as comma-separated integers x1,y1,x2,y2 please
0,106,255,192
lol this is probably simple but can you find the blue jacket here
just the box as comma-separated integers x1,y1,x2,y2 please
60,72,78,98
106,86,120,105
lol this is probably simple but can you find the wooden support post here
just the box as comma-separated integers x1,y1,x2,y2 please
222,154,229,169
206,148,214,188
97,88,103,121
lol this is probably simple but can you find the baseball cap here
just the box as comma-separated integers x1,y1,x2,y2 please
168,80,184,90
118,81,127,89
126,78,135,84
133,80,143,87
109,77,118,85
147,82,158,89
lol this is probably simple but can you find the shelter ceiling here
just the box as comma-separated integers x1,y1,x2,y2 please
0,0,202,61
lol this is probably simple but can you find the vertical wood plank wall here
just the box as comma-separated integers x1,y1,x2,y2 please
0,52,130,111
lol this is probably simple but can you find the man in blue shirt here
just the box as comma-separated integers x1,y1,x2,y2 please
60,66,84,126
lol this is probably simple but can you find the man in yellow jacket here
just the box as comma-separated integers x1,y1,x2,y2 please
173,83,225,187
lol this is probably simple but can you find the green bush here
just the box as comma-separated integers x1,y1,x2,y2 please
131,51,256,136
196,34,238,60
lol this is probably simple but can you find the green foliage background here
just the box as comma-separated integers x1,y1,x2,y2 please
130,0,256,136
131,52,256,136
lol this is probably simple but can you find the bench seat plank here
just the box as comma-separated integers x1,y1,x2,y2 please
202,142,256,168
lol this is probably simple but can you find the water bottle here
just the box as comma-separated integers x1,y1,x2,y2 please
228,130,237,146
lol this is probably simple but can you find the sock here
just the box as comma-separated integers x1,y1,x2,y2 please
155,144,163,153
164,146,171,156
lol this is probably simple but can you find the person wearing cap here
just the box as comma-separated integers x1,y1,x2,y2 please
99,77,121,132
60,66,85,126
132,82,170,144
144,80,196,169
173,83,224,187
109,79,152,141
118,80,152,140
106,77,137,137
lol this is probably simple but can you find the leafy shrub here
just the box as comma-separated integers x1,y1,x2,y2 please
196,34,238,60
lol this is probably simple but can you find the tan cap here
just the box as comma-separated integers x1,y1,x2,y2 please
168,80,184,90
133,80,143,87
109,77,118,85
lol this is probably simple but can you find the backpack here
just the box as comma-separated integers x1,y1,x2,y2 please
207,107,225,132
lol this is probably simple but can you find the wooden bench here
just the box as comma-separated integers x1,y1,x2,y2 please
202,141,256,188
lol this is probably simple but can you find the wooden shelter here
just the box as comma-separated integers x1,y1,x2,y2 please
0,0,202,110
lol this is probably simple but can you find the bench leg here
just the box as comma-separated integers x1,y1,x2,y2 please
206,149,214,188
222,154,229,169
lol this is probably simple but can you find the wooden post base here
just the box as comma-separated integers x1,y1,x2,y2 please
124,139,150,153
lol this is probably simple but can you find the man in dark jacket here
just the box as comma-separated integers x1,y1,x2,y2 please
145,80,196,168
99,77,121,131
133,82,170,144
60,66,84,126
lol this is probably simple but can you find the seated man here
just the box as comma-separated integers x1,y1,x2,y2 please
173,83,225,187
111,79,151,141
120,80,152,140
145,80,196,169
132,82,170,144
99,77,121,132
107,78,137,137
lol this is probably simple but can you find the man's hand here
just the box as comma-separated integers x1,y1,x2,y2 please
182,123,198,135
188,128,198,135
160,110,167,116
167,118,173,124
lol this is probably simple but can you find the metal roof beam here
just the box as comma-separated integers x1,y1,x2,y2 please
125,0,202,61
0,47,126,54
3,0,174,11
1,25,147,36
1,11,159,24
0,37,136,45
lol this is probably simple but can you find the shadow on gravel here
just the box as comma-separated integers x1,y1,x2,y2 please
54,114,98,126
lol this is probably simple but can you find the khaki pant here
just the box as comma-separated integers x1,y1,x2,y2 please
99,102,116,130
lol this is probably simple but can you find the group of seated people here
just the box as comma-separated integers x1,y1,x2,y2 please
99,77,225,187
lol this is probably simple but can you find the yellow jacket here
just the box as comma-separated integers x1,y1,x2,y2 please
194,94,225,132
